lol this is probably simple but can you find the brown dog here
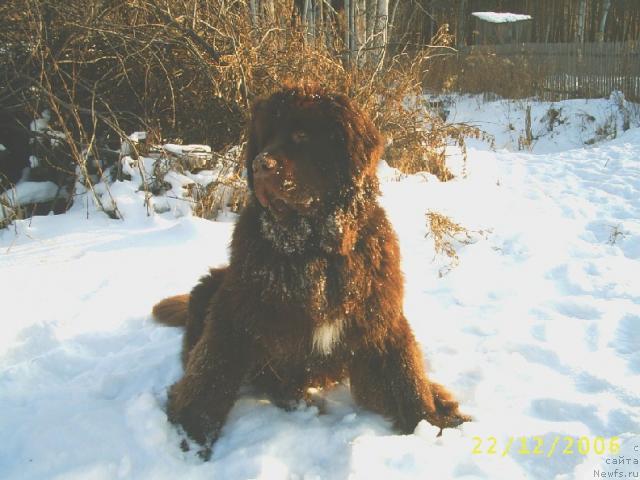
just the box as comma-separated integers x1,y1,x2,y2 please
153,85,470,457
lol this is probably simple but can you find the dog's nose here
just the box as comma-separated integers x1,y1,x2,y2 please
253,152,278,173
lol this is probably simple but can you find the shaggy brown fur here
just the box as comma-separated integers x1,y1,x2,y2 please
153,85,470,457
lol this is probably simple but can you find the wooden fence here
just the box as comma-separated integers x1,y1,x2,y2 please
459,42,640,101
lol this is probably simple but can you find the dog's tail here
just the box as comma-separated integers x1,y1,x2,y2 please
152,267,227,329
152,294,190,327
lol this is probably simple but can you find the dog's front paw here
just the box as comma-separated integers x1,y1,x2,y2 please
167,379,220,449
426,382,472,430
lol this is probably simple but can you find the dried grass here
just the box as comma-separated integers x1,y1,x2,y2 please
425,46,547,100
426,211,489,276
0,0,490,222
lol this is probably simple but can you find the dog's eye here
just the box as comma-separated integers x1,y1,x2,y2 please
291,130,310,144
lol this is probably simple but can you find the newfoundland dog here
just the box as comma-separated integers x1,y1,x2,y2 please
153,85,470,457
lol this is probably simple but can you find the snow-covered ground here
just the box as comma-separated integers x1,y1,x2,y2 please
1,96,639,479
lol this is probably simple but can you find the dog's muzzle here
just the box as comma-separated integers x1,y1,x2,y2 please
252,152,290,216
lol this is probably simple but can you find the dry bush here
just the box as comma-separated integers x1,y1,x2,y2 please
0,0,488,222
187,148,248,219
425,46,547,100
425,211,489,276
426,211,471,261
0,182,18,229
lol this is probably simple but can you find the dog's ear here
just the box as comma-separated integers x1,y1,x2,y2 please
245,98,267,192
330,94,384,182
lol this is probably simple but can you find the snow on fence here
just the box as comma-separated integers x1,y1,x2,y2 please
460,41,640,101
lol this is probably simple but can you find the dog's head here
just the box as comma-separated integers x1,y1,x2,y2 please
245,86,383,221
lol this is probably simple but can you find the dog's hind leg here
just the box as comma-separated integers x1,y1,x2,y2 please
166,295,251,456
182,267,228,366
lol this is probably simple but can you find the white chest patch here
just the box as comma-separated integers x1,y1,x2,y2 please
312,318,344,356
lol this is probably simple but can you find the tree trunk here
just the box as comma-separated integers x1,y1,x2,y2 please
373,0,388,64
249,0,259,26
356,0,366,59
576,0,587,43
264,0,275,23
366,0,376,48
344,0,352,64
351,0,358,54
305,0,315,40
597,0,612,42
457,0,467,47
315,0,323,44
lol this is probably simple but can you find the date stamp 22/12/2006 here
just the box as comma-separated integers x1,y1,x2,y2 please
472,436,640,478
472,436,627,458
